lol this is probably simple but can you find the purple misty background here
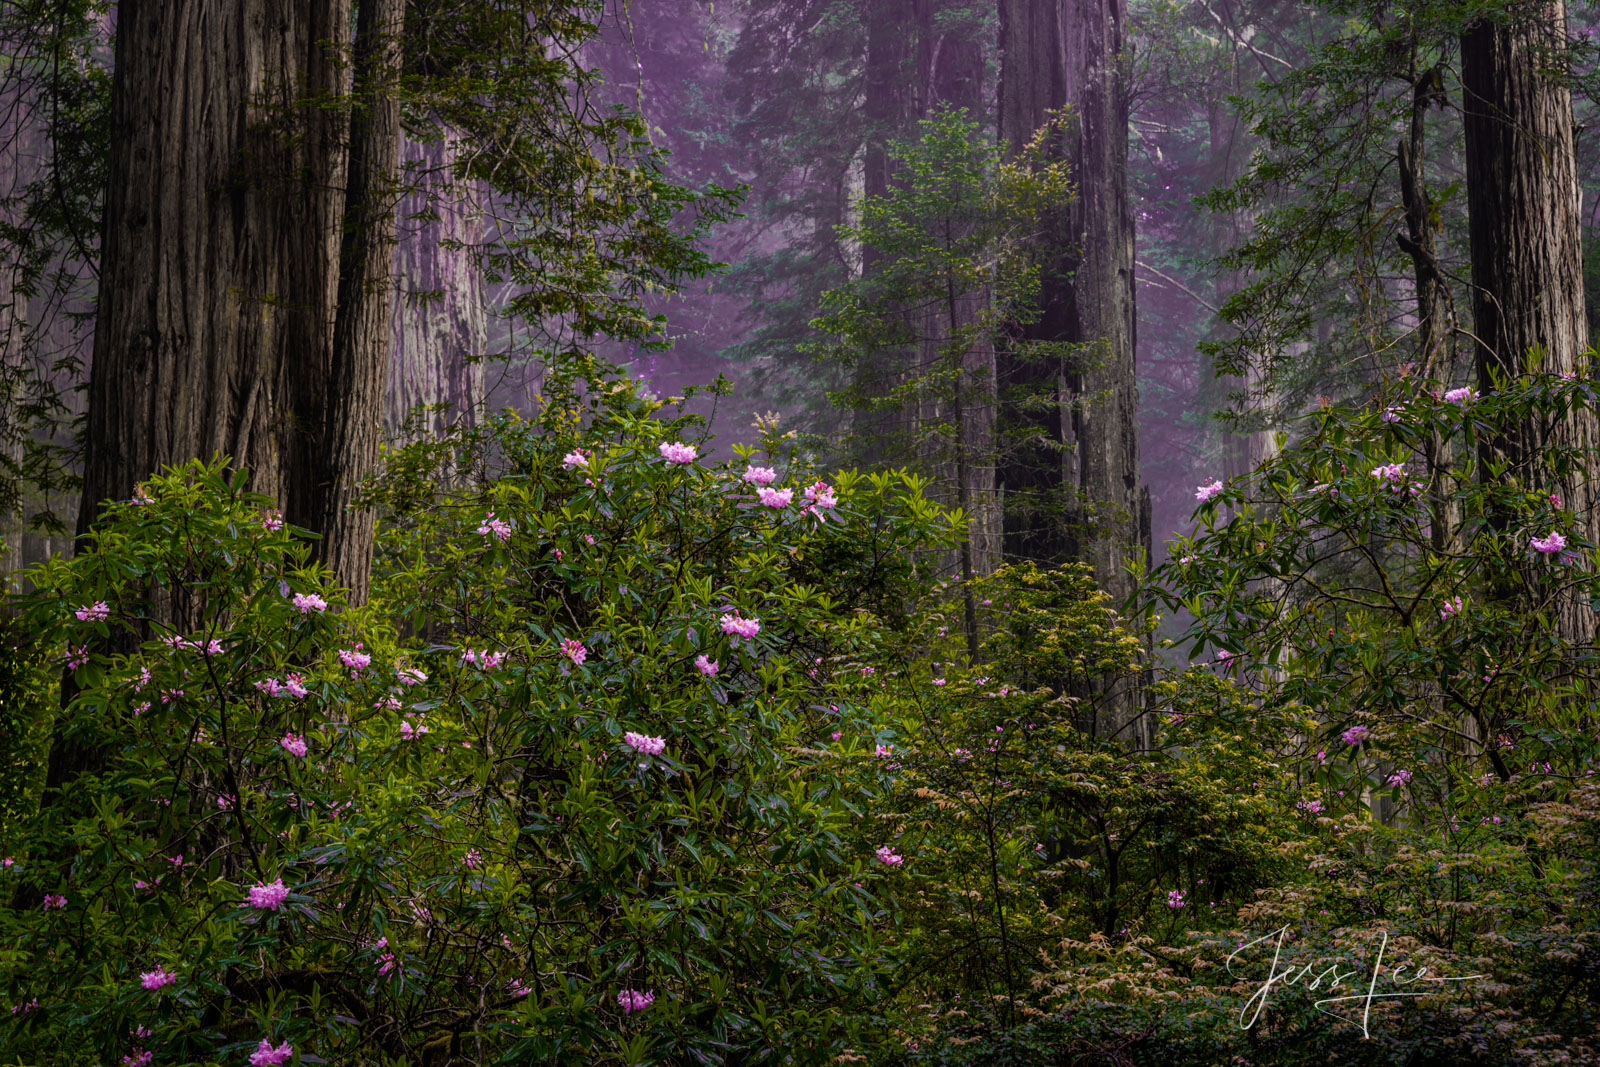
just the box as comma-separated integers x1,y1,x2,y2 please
574,1,1211,561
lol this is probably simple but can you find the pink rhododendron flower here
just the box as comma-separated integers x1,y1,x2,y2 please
932,678,946,687
618,989,656,1013
560,638,587,665
742,465,777,486
1296,799,1324,816
831,731,842,741
66,646,89,669
396,667,426,686
623,732,666,756
339,646,371,673
131,487,154,505
139,967,176,991
285,673,310,699
1531,531,1567,554
1443,386,1479,405
74,601,109,622
464,848,482,869
254,678,284,698
874,845,903,866
1379,406,1402,423
460,648,507,670
477,512,513,543
694,654,718,676
280,733,307,758
1195,479,1224,502
246,878,290,910
874,744,893,757
399,718,430,740
1166,889,1187,909
262,512,284,532
719,613,760,639
562,449,589,469
123,1051,152,1067
658,441,697,464
1341,724,1370,747
1386,768,1413,787
1440,595,1464,620
756,486,793,508
42,894,65,910
292,593,327,614
249,1039,294,1067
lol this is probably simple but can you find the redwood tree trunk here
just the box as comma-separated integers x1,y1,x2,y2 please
999,0,1146,741
1461,0,1600,643
78,0,347,537
320,0,404,603
387,131,487,443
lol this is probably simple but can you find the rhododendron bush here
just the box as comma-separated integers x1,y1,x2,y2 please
0,369,963,1065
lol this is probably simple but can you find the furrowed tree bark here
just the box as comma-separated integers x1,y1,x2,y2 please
387,131,486,443
77,0,347,539
1461,0,1600,644
321,0,404,604
999,0,1146,742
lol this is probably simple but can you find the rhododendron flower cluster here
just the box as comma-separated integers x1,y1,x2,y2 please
1379,406,1402,423
41,894,65,909
279,733,307,758
1166,889,1187,909
396,666,426,686
246,878,290,910
338,646,372,674
562,448,589,469
262,511,284,532
1386,768,1413,787
139,966,175,991
460,648,507,670
399,717,431,740
617,989,656,1013
875,846,903,866
249,1039,294,1067
560,637,587,665
658,441,697,464
695,654,718,676
756,486,793,508
292,592,327,614
477,511,513,543
624,731,666,756
719,612,760,639
74,601,109,622
1195,479,1224,502
1531,531,1567,554
802,481,838,517
1440,596,1464,620
1342,724,1370,747
1443,386,1479,405
742,465,777,486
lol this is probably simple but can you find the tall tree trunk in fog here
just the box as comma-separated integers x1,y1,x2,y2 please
78,0,348,542
320,0,404,604
1461,0,1600,643
997,0,1146,591
999,0,1146,741
387,132,487,443
853,0,917,467
0,86,25,592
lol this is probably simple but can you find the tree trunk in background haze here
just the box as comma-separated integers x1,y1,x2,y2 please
853,0,918,468
320,0,404,604
78,0,347,541
999,0,1146,742
387,132,487,443
0,86,25,593
1461,0,1600,645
